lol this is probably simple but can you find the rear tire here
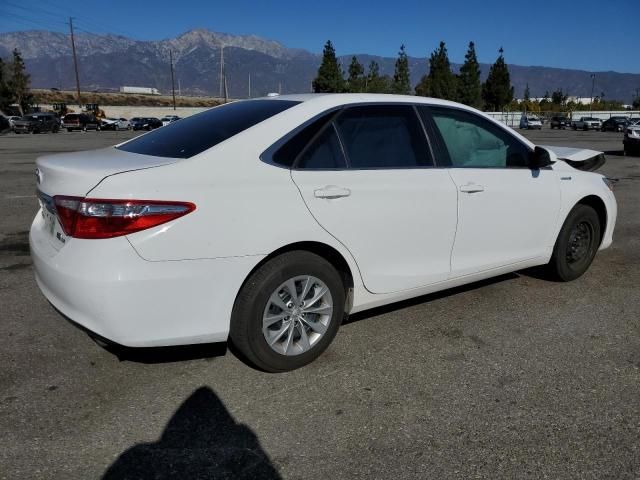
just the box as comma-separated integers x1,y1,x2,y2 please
546,204,601,282
230,251,345,372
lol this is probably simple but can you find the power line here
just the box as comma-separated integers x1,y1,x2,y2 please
0,11,65,32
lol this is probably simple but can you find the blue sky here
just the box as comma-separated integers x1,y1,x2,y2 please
1,0,638,73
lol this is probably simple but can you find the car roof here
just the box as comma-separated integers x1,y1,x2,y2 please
259,93,466,109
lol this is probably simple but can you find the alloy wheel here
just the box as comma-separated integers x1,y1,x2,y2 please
262,275,333,356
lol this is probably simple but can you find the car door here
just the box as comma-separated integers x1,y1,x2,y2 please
290,104,458,294
419,106,561,277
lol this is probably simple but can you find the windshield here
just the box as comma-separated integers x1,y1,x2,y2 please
117,100,300,159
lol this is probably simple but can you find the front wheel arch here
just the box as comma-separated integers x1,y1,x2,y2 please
574,195,607,248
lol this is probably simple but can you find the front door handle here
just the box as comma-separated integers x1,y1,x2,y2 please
314,186,351,199
459,184,485,193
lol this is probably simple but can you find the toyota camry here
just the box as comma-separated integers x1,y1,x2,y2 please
30,94,617,371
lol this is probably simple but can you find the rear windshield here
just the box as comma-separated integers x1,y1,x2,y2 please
117,99,300,159
65,114,79,120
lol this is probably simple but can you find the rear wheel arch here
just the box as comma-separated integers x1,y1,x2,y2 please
237,241,355,309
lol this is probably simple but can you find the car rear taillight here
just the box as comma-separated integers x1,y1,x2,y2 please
53,196,195,239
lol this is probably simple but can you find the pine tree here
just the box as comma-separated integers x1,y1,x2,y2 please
0,57,14,113
365,61,391,93
346,56,365,93
392,44,411,95
415,41,457,100
524,83,530,102
312,41,345,93
481,48,514,111
456,41,482,108
8,49,32,115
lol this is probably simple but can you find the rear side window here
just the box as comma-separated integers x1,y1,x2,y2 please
117,100,300,159
272,112,335,167
297,125,347,169
335,105,433,169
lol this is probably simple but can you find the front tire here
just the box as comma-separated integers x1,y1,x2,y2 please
230,251,345,372
546,204,601,282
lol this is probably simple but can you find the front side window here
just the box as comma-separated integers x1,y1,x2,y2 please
335,105,433,169
118,99,300,159
423,107,531,168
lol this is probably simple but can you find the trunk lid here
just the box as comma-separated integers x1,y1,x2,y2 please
36,147,177,197
542,145,606,172
33,147,178,252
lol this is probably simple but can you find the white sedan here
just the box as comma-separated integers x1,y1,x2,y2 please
30,94,617,372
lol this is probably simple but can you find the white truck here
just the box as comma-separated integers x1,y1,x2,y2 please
119,86,161,96
571,116,602,131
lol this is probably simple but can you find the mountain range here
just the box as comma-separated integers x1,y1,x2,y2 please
1,28,639,103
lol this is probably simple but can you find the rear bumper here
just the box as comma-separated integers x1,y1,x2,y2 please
30,212,264,347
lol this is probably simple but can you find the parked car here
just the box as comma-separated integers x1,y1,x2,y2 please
0,115,10,134
12,112,60,134
100,118,130,131
63,113,100,132
161,115,181,126
571,117,602,131
519,115,542,130
131,117,162,130
601,116,629,132
550,116,570,129
624,123,640,156
8,116,22,129
30,94,617,372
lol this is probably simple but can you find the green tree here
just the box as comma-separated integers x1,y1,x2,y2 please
365,61,391,93
481,47,513,111
415,41,457,100
456,41,482,108
346,56,365,93
392,44,411,95
524,83,530,102
0,57,14,113
8,49,32,115
633,97,640,109
551,88,568,106
313,40,345,93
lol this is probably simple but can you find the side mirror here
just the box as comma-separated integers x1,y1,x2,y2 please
531,146,553,170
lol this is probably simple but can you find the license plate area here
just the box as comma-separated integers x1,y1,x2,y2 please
37,191,68,248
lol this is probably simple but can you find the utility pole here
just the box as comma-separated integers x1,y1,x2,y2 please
278,81,281,94
219,46,224,99
590,74,596,114
178,78,181,97
169,50,176,110
68,17,82,108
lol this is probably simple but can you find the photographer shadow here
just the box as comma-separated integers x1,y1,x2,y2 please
102,386,281,480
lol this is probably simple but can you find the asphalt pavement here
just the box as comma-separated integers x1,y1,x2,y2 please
1,128,639,479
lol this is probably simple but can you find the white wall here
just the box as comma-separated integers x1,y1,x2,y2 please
39,104,212,119
101,106,211,119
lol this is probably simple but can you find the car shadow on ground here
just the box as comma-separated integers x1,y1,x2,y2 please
102,386,282,480
344,272,521,326
604,150,625,157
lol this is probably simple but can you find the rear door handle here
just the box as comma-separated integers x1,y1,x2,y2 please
459,184,485,193
314,186,351,199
